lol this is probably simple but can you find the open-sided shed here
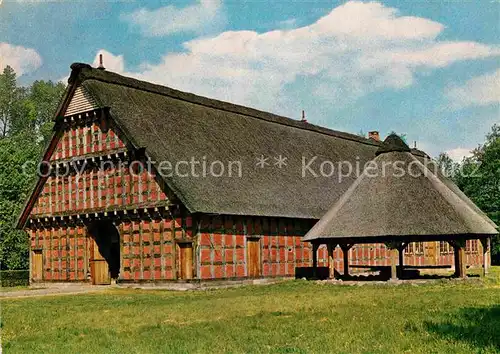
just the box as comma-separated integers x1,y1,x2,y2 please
304,134,498,279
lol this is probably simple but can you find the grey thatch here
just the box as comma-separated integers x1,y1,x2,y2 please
304,134,498,242
413,155,498,230
375,133,411,155
70,64,383,219
17,64,497,230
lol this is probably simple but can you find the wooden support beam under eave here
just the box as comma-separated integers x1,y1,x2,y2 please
453,243,467,278
480,237,491,277
327,243,335,279
390,248,399,281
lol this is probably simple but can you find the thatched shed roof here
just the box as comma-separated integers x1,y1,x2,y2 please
413,156,497,230
17,63,497,229
69,64,382,219
304,134,498,242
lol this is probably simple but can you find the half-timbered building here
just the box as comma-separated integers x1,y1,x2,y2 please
17,63,494,284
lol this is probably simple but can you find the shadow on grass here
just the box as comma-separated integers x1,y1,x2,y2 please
424,305,500,350
296,266,486,282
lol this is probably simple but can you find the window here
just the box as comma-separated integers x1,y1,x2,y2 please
440,241,451,254
405,243,424,255
466,240,478,253
472,240,478,252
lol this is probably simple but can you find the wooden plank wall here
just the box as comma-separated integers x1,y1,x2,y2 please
64,86,99,117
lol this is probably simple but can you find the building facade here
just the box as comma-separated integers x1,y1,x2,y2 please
19,63,487,284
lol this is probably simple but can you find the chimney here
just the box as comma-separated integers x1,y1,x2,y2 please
368,131,380,141
97,54,105,70
301,110,307,123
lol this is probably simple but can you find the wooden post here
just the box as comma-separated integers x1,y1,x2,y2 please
327,243,335,279
480,237,491,276
398,244,405,279
340,244,352,277
458,246,466,279
384,242,403,280
390,248,399,280
453,240,466,278
312,243,319,278
453,243,459,274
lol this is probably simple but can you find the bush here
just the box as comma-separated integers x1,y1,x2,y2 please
1,270,29,287
492,234,500,266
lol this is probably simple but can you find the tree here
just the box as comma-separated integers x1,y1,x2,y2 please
0,67,66,270
0,66,19,138
9,80,65,144
454,124,500,263
0,133,40,269
435,152,459,179
27,80,66,143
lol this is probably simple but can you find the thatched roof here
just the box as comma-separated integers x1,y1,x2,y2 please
17,63,497,230
413,156,498,230
68,63,382,219
304,134,498,242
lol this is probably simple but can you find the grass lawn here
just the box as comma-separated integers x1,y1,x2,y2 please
1,268,499,353
0,286,29,293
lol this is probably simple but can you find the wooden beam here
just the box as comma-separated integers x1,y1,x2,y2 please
458,246,466,278
312,243,319,278
480,237,491,276
390,248,399,280
453,240,467,278
340,244,352,277
327,243,335,279
397,243,406,278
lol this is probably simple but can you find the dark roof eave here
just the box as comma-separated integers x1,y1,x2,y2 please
304,233,498,244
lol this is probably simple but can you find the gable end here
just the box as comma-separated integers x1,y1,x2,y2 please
64,86,100,117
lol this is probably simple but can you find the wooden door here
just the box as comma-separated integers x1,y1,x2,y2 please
425,241,437,266
90,238,111,285
179,243,193,280
32,250,43,281
247,238,261,277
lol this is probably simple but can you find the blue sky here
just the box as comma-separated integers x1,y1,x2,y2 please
1,0,498,160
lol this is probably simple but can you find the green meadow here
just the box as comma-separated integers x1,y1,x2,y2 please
1,268,499,353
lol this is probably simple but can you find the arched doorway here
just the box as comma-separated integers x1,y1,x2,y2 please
87,220,121,284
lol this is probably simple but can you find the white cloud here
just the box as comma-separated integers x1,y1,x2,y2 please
92,49,125,73
0,42,42,76
121,0,224,37
445,69,500,109
445,147,473,162
277,18,297,30
97,1,500,116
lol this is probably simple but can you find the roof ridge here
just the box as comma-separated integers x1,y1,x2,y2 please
72,63,380,148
